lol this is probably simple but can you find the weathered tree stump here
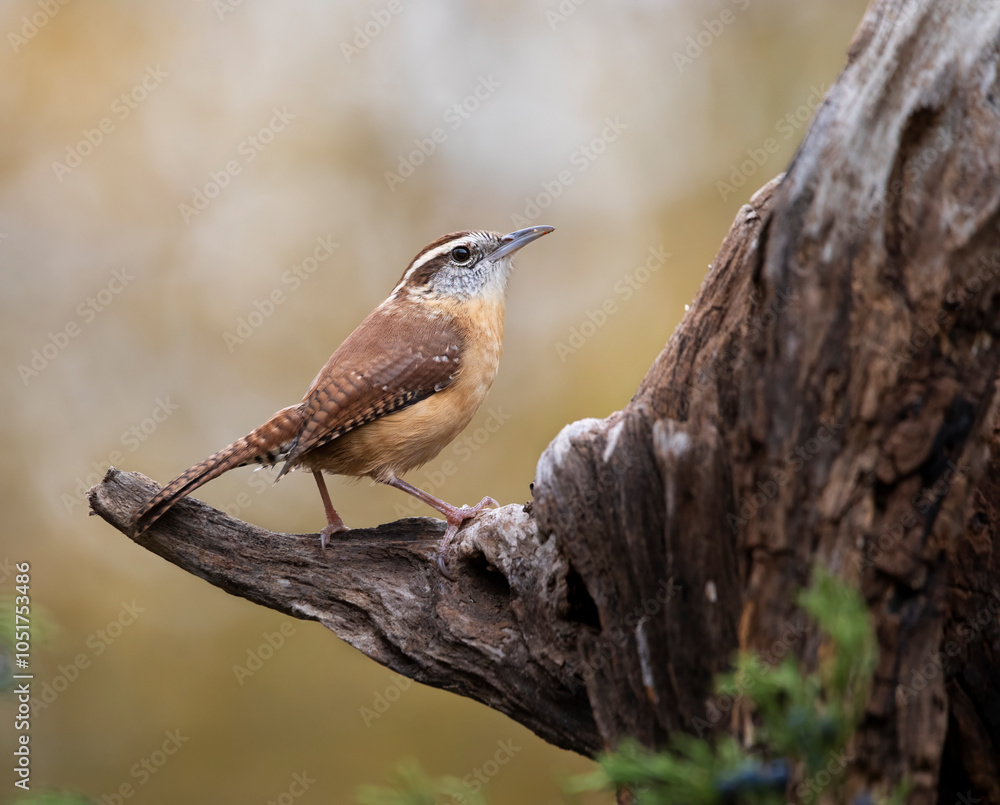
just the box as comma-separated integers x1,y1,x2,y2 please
90,1,1000,801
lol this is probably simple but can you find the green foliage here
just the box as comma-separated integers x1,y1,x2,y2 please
567,734,769,805
356,759,488,805
357,569,886,805
569,566,879,805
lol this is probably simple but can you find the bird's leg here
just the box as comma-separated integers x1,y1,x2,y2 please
313,471,348,549
385,476,497,579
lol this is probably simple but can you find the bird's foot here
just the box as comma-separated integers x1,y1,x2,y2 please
320,520,349,551
435,496,498,579
313,471,349,551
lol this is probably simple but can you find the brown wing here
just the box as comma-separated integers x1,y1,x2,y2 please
276,301,463,477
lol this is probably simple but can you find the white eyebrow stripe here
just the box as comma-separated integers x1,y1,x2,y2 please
389,238,466,297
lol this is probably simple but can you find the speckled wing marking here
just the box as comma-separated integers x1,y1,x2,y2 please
277,303,463,477
251,439,297,466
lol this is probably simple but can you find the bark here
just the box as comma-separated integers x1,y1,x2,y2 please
90,470,601,757
90,1,1000,801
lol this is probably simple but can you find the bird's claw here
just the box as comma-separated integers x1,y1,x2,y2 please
319,522,349,551
434,497,498,580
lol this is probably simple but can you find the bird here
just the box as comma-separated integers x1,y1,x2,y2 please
130,225,554,577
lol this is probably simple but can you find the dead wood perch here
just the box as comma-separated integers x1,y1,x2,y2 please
91,1,1000,801
90,471,601,757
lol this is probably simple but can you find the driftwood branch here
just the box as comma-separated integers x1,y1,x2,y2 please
92,1,1000,801
89,470,600,756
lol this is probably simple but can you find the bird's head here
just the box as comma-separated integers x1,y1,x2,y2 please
391,226,554,303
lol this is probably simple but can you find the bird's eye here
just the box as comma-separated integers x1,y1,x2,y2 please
450,246,472,264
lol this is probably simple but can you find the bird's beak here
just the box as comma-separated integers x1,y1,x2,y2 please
492,225,555,260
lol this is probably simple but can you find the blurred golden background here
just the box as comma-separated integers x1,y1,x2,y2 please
2,1,867,802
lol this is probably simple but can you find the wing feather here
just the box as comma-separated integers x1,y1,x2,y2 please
277,303,462,476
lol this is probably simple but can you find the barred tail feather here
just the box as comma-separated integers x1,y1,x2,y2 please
130,406,302,535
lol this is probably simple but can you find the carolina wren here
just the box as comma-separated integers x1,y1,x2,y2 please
130,225,554,576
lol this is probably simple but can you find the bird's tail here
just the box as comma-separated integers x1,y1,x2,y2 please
130,405,302,535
